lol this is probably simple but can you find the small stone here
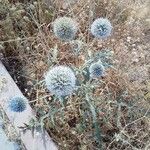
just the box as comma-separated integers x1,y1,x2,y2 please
127,36,131,42
132,51,137,55
111,39,115,42
132,58,139,63
33,2,38,6
16,37,21,41
23,16,30,22
26,47,30,51
39,61,45,67
132,44,136,47
27,81,33,86
71,130,76,135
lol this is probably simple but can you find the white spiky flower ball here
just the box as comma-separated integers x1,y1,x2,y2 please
53,17,78,41
45,66,76,97
89,61,105,78
91,18,112,39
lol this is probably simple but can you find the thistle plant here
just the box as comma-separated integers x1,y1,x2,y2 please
70,40,83,55
1,1,148,150
53,17,78,41
89,61,105,78
94,49,114,68
45,66,76,97
8,97,27,113
91,18,112,39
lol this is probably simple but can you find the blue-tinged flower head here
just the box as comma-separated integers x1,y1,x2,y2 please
53,17,78,41
8,97,27,113
91,18,112,39
89,61,105,78
45,66,76,97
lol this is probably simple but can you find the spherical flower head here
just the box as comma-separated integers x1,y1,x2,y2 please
45,66,76,97
53,17,78,41
89,61,105,78
91,18,112,39
8,97,27,113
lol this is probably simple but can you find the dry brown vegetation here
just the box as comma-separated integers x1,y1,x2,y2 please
0,0,150,149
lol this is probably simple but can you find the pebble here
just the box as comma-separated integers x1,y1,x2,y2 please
27,81,33,86
23,16,30,22
132,58,139,63
111,39,115,42
132,44,136,47
26,46,30,51
127,36,131,42
33,2,38,6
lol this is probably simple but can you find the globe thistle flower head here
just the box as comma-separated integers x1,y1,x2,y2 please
89,61,105,78
8,97,27,113
91,18,112,39
45,66,76,97
53,17,78,41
